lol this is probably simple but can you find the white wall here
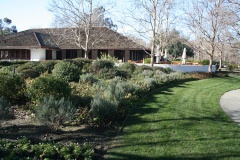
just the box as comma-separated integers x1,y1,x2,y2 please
30,48,46,61
136,64,216,73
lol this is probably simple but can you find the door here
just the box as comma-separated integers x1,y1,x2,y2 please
46,50,52,60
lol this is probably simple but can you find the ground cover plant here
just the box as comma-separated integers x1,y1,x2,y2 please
107,76,240,160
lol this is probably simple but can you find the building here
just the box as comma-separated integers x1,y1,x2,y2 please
0,27,149,62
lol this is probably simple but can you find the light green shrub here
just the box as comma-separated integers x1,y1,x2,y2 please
27,75,71,101
118,62,136,75
52,61,81,82
144,58,151,64
79,73,97,84
34,96,76,131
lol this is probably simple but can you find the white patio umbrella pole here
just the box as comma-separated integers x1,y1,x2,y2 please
164,49,168,61
155,45,160,63
182,48,187,64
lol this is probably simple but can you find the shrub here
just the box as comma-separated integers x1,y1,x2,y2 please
27,75,71,101
95,67,118,79
90,59,114,72
39,60,58,73
16,61,45,79
34,96,76,131
144,58,151,64
200,59,210,65
99,54,118,63
90,78,135,124
0,98,11,120
118,62,137,78
0,72,25,104
79,73,97,84
153,66,174,74
65,58,92,73
226,63,238,71
134,65,153,75
0,138,94,159
0,65,16,74
90,93,118,124
52,61,81,82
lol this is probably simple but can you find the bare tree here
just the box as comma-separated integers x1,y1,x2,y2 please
120,0,177,66
49,0,114,58
183,0,235,73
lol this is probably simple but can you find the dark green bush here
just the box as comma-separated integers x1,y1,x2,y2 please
95,67,118,79
34,96,76,131
200,59,210,65
134,65,153,75
27,75,71,101
52,61,81,82
153,66,174,74
40,60,58,73
0,72,25,104
118,62,137,78
0,97,11,120
16,61,44,79
90,59,114,72
0,138,94,159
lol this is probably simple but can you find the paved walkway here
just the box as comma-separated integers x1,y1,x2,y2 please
220,89,240,125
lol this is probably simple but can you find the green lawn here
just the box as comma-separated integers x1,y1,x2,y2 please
107,76,240,160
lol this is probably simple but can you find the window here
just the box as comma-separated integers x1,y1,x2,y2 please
98,50,108,58
16,50,19,59
1,51,4,59
11,50,14,60
5,51,8,59
27,50,30,60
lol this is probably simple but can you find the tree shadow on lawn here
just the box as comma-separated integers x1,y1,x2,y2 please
107,152,240,160
107,78,240,159
0,124,111,145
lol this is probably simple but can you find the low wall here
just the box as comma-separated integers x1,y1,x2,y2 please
136,64,216,73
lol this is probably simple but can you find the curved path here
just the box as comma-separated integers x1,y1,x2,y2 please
220,89,240,125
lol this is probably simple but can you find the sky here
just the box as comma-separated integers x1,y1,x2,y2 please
0,0,53,31
0,0,133,32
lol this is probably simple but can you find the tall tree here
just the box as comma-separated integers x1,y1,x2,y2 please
183,0,234,73
49,0,114,58
0,18,17,35
122,0,177,67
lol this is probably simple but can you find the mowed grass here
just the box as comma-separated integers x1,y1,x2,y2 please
107,76,240,160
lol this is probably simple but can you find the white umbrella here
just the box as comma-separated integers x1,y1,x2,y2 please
155,45,160,63
164,49,168,61
182,48,186,64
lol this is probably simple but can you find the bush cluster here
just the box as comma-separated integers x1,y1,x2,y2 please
52,61,81,82
0,97,11,120
27,75,71,102
0,138,94,160
0,72,25,104
34,96,77,131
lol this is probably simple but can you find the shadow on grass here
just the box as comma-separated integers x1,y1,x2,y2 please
107,77,240,160
107,151,240,160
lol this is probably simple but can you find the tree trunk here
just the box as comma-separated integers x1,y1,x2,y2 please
208,55,213,73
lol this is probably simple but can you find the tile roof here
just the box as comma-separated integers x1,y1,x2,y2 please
0,27,148,50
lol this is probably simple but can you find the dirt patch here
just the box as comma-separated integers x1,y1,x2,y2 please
0,106,114,159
